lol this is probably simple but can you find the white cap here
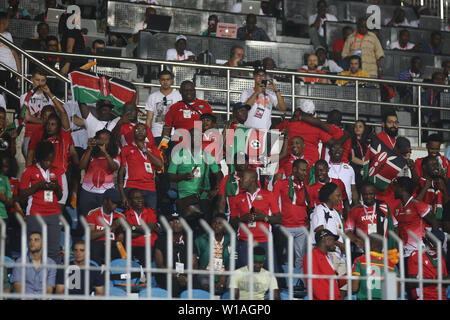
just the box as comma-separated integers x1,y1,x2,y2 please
298,99,315,115
176,35,187,42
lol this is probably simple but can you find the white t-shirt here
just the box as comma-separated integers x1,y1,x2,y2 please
389,41,415,50
0,32,17,71
240,88,278,130
85,112,120,139
231,3,264,15
165,48,195,61
318,59,343,73
63,100,88,149
19,91,54,117
383,17,415,27
310,203,344,246
0,94,6,109
308,13,338,37
328,162,356,205
145,89,182,137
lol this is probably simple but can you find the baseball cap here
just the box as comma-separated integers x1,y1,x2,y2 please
395,136,411,154
298,99,315,115
176,35,187,42
315,229,339,244
200,112,217,122
103,188,122,204
253,246,266,262
232,102,251,112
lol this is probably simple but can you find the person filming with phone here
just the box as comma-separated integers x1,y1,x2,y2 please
240,65,286,130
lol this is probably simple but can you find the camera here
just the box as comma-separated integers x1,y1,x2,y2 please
261,80,268,86
95,139,104,146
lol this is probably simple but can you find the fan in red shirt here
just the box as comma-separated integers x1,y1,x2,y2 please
414,134,450,182
407,232,448,300
309,160,350,218
272,135,307,186
303,229,344,300
230,169,281,269
160,80,213,150
124,189,160,265
332,26,354,63
118,123,163,210
298,54,332,84
19,140,63,263
200,113,222,163
377,112,399,151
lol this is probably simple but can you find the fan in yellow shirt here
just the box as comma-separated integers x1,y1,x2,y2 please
336,55,370,86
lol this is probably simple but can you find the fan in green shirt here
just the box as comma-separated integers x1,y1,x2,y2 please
201,15,218,37
0,174,12,219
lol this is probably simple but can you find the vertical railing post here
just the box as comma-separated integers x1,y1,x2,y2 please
179,218,193,300
0,218,6,295
305,226,313,300
291,74,295,114
20,54,25,97
426,230,443,300
159,216,173,299
259,225,274,300
408,231,423,300
338,231,353,300
418,85,422,147
139,218,152,299
355,80,359,121
99,217,112,298
356,229,372,300
239,223,254,300
15,213,26,299
199,219,215,299
79,216,91,298
35,215,48,299
226,69,230,121
119,219,132,296
59,215,71,298
221,219,236,300
279,226,294,300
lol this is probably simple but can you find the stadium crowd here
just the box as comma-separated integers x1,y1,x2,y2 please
0,0,449,300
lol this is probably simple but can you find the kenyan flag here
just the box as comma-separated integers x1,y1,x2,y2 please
363,134,407,191
69,70,136,115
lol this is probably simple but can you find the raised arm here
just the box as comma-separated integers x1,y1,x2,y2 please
78,102,90,120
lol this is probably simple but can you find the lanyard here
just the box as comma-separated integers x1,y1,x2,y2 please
135,143,148,160
383,132,395,149
177,52,186,61
254,90,267,107
363,204,376,220
101,207,113,226
133,209,142,226
37,163,50,182
428,43,434,54
356,139,364,158
246,188,260,211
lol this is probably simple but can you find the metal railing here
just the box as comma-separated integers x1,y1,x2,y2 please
1,34,450,148
404,0,449,21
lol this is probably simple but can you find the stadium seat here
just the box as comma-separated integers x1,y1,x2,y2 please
108,286,128,297
221,290,231,300
138,287,169,299
447,286,450,299
110,259,144,291
179,289,212,299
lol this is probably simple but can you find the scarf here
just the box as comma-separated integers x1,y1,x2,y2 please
288,175,297,204
225,174,240,197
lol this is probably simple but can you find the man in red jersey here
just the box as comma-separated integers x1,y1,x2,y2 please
378,112,398,150
415,134,450,182
272,135,306,185
303,229,343,300
309,160,350,218
273,159,312,281
200,112,222,163
19,141,63,264
125,189,159,265
118,123,163,210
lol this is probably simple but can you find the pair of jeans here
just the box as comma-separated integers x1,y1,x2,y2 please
26,214,62,264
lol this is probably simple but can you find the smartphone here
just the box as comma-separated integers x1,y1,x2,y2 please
95,139,104,146
261,80,268,86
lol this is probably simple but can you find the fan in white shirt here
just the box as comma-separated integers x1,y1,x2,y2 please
389,30,415,51
165,35,195,61
145,70,182,138
315,46,343,73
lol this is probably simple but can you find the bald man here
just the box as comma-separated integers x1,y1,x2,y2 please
298,54,331,84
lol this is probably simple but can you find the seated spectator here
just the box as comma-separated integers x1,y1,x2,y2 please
389,30,415,51
415,134,450,183
303,229,343,300
124,189,160,265
237,14,270,41
12,232,56,296
34,0,57,22
335,55,370,86
118,123,162,209
342,17,384,78
0,0,30,20
195,213,230,294
221,45,250,77
43,36,62,73
79,129,119,217
55,241,105,296
229,246,280,300
91,39,105,55
202,14,218,37
422,31,442,55
165,35,196,62
315,46,343,74
86,188,125,265
240,65,286,130
308,0,337,49
231,1,264,15
384,7,415,27
154,212,200,297
332,26,353,67
298,54,331,84
397,56,423,104
23,22,50,51
78,101,120,139
421,71,446,132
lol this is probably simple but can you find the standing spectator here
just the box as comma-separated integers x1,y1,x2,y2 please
34,0,57,22
59,10,87,75
389,30,415,51
124,189,159,265
165,35,196,62
118,123,163,209
407,232,448,300
63,99,88,154
342,17,384,78
394,136,417,180
145,70,182,142
272,159,311,281
303,229,342,300
222,102,251,160
335,55,370,86
78,101,120,139
298,54,331,84
308,0,337,49
154,212,200,297
229,246,280,300
0,0,30,20
240,65,286,130
422,31,442,55
350,120,369,190
421,72,446,134
195,213,230,294
230,169,281,269
384,7,415,27
12,232,56,296
55,241,105,296
272,135,306,184
352,234,400,300
86,188,125,265
200,112,221,163
237,14,271,41
316,47,343,74
398,56,423,105
332,26,353,67
415,134,450,182
377,112,398,150
79,129,119,217
43,36,63,97
202,14,218,37
19,141,63,264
